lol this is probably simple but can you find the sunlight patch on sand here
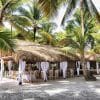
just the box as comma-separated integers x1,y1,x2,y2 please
45,88,68,96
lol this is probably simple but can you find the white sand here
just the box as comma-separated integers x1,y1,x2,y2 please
0,76,100,100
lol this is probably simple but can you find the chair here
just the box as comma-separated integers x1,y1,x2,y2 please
55,69,59,79
48,70,53,80
30,71,36,82
70,68,74,78
34,70,39,79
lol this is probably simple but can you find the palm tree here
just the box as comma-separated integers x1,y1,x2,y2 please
53,31,67,47
38,0,100,80
59,11,98,80
38,0,100,22
38,0,67,18
11,0,57,42
0,0,27,27
0,29,16,52
10,0,42,41
38,22,57,45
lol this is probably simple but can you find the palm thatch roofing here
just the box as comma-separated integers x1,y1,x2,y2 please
13,40,75,63
13,40,100,63
0,56,14,61
0,40,99,63
76,52,100,61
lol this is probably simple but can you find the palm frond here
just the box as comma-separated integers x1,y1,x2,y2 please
38,0,64,18
85,0,100,22
0,30,16,51
12,15,32,27
16,6,32,20
38,30,53,45
61,0,78,24
10,19,34,41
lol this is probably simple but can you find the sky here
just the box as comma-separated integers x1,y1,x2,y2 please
93,0,100,11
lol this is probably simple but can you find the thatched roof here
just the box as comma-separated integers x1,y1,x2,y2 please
14,40,71,63
76,52,100,61
13,40,100,62
0,56,14,61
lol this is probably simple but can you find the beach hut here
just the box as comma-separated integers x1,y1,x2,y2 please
0,40,99,81
12,40,74,81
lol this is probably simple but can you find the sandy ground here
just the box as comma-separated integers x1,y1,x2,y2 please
0,76,100,100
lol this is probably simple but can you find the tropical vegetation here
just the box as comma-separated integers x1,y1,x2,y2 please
38,0,100,80
0,28,16,52
0,0,99,81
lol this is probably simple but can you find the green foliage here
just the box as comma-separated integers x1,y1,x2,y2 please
10,0,42,41
62,0,100,24
0,29,16,51
38,0,100,23
0,0,99,52
59,11,99,54
91,33,100,53
0,0,28,25
37,21,57,45
10,0,57,44
53,32,67,46
38,0,66,18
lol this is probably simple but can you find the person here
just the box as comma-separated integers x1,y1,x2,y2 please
18,73,22,85
87,61,90,70
18,59,26,85
55,69,59,79
96,62,99,74
60,61,68,79
41,61,49,82
0,58,4,80
70,68,74,77
8,60,12,77
76,61,80,77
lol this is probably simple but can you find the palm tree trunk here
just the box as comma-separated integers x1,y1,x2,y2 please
0,9,4,26
0,11,4,27
80,0,86,77
0,20,4,30
80,51,89,79
33,27,36,41
80,0,96,81
81,53,96,81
